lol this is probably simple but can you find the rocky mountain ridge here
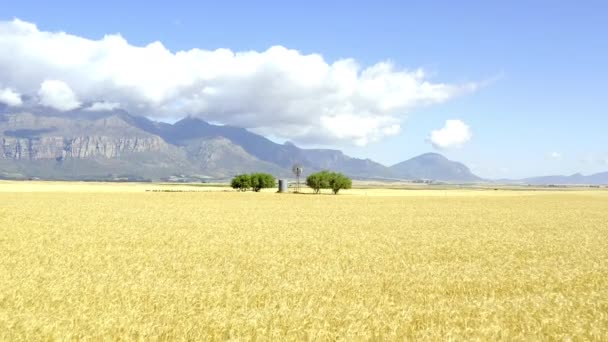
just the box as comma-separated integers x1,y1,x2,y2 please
0,108,483,181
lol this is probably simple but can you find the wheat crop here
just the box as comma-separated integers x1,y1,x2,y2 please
1,184,607,340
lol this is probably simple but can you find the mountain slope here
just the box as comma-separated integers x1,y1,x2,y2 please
183,136,285,176
0,110,195,180
157,117,396,178
390,153,482,182
523,172,608,185
1,108,483,181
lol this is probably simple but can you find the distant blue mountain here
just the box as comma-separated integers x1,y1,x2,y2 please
523,172,608,185
1,107,483,181
390,153,482,182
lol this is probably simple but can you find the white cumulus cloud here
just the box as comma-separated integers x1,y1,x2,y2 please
37,80,81,111
0,18,479,145
85,101,121,111
0,87,23,106
430,119,472,149
550,152,562,159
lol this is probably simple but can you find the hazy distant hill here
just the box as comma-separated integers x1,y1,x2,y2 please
522,172,608,185
390,153,482,182
1,107,484,181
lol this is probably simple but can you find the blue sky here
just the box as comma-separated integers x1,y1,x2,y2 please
1,0,607,178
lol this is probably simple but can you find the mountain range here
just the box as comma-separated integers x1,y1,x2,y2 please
521,172,608,186
0,106,484,182
1,106,606,185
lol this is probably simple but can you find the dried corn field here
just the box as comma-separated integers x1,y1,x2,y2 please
1,183,607,340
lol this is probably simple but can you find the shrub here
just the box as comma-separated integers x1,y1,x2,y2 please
306,171,351,194
249,173,276,192
306,170,331,194
231,174,251,191
328,172,352,194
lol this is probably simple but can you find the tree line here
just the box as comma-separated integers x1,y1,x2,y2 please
230,170,352,194
230,173,276,192
305,170,352,194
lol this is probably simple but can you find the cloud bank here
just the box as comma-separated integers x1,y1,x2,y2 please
0,87,22,106
0,19,477,145
430,119,472,149
85,101,121,112
37,80,81,111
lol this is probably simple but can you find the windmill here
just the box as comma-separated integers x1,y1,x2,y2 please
292,163,303,193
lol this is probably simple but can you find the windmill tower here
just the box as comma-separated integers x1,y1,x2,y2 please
292,163,303,193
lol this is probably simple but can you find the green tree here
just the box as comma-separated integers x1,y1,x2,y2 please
306,171,351,194
328,172,352,194
306,170,331,194
249,173,276,192
230,174,251,191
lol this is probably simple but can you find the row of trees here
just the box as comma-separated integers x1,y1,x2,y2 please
230,171,352,194
230,173,276,192
306,171,352,194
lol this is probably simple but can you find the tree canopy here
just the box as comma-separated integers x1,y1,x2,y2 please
305,170,331,194
250,173,276,192
231,173,276,192
230,174,251,191
328,172,352,194
306,171,351,194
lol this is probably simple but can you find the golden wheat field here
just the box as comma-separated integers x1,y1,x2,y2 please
1,182,607,340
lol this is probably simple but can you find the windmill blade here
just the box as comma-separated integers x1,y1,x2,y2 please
292,163,303,176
